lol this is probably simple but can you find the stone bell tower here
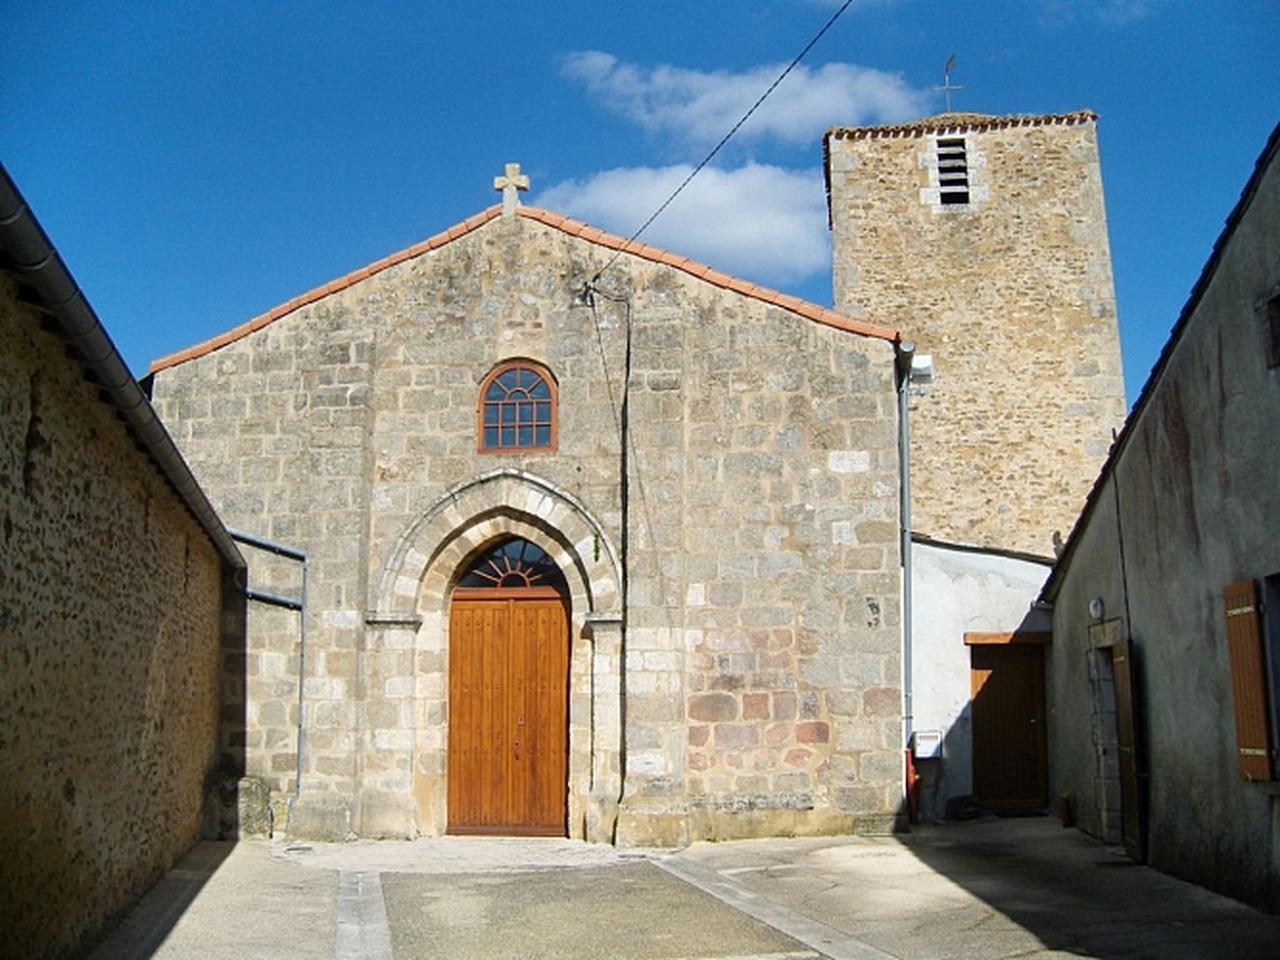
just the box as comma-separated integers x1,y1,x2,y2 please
825,111,1127,555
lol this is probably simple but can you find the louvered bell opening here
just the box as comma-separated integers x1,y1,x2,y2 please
937,137,970,205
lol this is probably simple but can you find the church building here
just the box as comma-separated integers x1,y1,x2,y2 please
147,110,1124,843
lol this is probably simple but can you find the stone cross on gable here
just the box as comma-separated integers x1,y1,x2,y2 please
494,162,529,217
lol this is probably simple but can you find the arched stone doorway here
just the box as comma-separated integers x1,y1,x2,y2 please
447,537,570,835
365,470,624,842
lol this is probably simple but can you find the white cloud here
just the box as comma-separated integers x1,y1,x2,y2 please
562,51,930,147
1039,0,1159,24
1096,0,1156,24
537,163,830,287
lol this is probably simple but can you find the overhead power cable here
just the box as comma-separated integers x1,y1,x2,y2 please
588,0,856,287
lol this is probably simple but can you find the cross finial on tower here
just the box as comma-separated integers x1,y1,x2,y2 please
494,162,530,217
935,54,963,112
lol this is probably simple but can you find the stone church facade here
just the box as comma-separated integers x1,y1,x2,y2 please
150,203,905,844
148,110,1124,843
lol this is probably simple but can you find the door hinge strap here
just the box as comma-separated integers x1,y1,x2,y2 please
1239,747,1268,757
1226,605,1257,617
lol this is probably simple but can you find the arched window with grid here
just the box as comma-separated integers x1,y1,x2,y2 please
478,360,557,452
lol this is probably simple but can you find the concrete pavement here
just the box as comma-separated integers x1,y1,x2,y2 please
85,819,1280,959
678,818,1280,959
381,862,811,959
85,841,335,960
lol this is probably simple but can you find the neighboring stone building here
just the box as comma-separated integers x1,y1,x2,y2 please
148,194,907,845
824,111,1126,818
0,168,246,959
1043,123,1280,912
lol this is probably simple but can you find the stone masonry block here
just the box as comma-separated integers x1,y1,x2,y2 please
714,724,760,750
688,693,737,722
863,686,900,717
795,722,830,744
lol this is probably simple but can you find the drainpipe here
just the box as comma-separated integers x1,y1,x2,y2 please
895,343,916,759
228,528,308,798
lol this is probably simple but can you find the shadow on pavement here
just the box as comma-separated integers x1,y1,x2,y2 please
85,842,236,960
897,818,1280,959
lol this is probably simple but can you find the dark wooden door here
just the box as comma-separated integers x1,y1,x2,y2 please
448,594,568,835
1110,635,1145,861
971,643,1048,808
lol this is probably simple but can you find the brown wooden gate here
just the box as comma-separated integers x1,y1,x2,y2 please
1109,634,1145,861
970,637,1049,809
447,591,568,835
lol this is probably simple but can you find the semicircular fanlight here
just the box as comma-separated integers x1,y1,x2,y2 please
457,537,568,593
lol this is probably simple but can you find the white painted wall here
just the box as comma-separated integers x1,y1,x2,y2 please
911,539,1051,821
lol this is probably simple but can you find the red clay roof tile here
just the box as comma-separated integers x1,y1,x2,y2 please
827,109,1096,140
149,202,896,372
533,209,569,228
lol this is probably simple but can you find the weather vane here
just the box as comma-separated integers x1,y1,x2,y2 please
935,55,962,112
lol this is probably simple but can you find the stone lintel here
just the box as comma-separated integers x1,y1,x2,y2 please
365,612,424,627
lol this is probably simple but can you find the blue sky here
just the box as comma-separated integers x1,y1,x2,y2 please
3,1,1276,401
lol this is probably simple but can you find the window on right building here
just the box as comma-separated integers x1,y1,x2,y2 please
1223,577,1279,780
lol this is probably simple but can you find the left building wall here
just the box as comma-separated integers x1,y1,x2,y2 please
0,171,245,960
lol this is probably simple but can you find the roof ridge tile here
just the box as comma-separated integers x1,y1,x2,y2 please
150,202,896,372
828,108,1096,141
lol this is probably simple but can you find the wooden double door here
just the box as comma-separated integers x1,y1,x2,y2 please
447,592,568,835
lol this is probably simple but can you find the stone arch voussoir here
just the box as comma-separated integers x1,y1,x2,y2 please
373,469,621,618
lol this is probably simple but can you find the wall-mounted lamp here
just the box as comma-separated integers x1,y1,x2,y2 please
911,354,935,384
1088,596,1105,620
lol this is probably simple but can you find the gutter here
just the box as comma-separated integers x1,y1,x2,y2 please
0,164,244,572
895,342,916,754
911,532,1054,568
